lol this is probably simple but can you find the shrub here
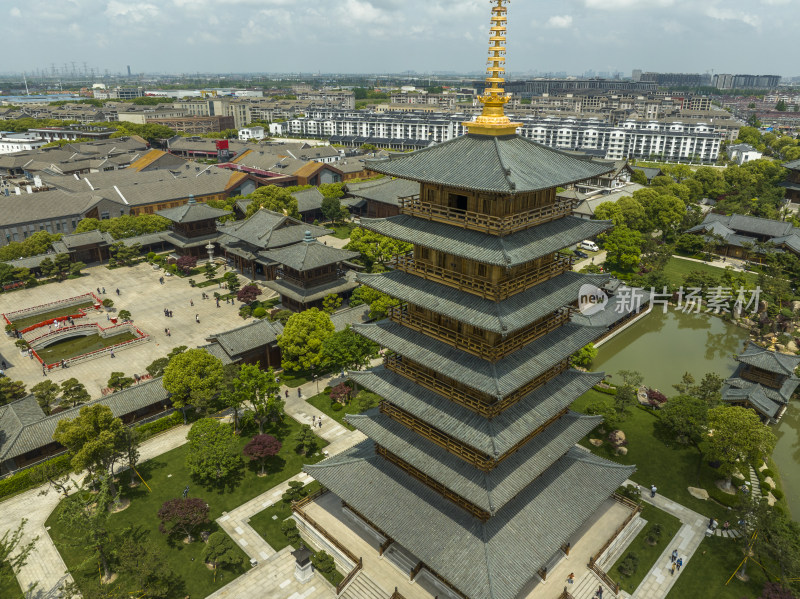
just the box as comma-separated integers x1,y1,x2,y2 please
772,488,784,500
252,307,267,319
760,482,772,494
270,309,293,325
706,485,740,508
331,403,343,412
646,388,667,405
616,483,642,502
15,339,29,349
593,384,618,396
644,523,662,545
0,453,72,500
135,411,183,441
176,255,197,275
617,553,639,578
147,252,156,261
311,550,336,575
239,305,252,319
761,468,774,478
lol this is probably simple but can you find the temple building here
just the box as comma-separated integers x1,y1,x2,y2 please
302,3,636,598
263,231,360,312
722,342,800,422
156,195,232,258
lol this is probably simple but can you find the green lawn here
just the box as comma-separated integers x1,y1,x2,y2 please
46,417,328,599
307,392,361,430
329,223,356,240
280,367,333,388
666,536,768,599
9,301,95,329
37,331,137,364
662,257,758,287
571,390,732,520
248,481,322,552
0,564,23,599
610,504,682,593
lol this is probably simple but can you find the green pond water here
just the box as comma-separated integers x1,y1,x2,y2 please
592,309,799,519
37,331,137,364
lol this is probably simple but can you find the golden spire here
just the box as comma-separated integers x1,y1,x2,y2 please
464,0,522,136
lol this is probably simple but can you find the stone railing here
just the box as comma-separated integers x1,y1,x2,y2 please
59,333,151,368
3,292,99,326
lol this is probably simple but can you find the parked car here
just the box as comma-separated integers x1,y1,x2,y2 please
579,240,600,252
574,250,589,259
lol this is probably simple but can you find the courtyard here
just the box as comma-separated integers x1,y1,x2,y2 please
0,262,254,396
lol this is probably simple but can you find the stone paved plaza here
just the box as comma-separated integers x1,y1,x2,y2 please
0,262,261,396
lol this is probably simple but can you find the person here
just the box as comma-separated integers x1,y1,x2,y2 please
285,389,289,399
1,360,6,369
670,562,676,576
723,521,730,530
159,276,164,284
650,484,657,498
671,549,678,563
708,517,715,529
169,310,173,317
165,328,169,335
42,364,47,376
567,573,574,585
115,288,120,296
195,314,200,323
102,287,106,294
596,586,603,598
711,519,718,531
297,388,302,398
97,287,101,294
312,415,316,425
167,328,171,337
676,557,683,571
318,418,323,428
216,299,220,308
110,349,115,358
190,299,194,306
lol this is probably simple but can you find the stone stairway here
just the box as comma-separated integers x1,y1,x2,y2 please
596,514,646,570
569,570,618,599
340,571,391,599
749,465,762,499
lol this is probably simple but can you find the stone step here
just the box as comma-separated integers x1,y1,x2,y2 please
340,572,391,599
571,570,615,599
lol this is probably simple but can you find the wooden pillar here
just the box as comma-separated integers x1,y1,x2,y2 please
410,561,423,582
538,566,547,581
379,538,393,557
562,542,571,556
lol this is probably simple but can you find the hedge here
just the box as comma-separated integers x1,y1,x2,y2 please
772,488,784,500
593,385,618,396
135,411,183,442
706,485,740,508
0,453,72,501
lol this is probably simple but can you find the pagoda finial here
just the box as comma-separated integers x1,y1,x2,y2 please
463,0,521,136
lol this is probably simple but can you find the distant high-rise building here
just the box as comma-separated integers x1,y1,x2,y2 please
632,69,642,82
713,74,781,90
127,65,131,77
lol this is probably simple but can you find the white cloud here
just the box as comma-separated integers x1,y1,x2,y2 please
546,15,573,28
9,7,21,17
105,1,159,22
705,6,761,28
760,0,791,4
584,0,675,9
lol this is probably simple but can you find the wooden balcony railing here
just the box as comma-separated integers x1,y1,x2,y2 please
391,253,574,301
383,353,569,419
388,304,569,362
398,195,576,235
740,367,782,389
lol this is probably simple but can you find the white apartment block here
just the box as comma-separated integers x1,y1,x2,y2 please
273,110,726,163
238,126,266,141
0,132,46,154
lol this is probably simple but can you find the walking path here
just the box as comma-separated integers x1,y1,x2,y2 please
629,483,709,599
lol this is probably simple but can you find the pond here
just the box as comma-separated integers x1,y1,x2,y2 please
37,331,137,364
592,308,799,519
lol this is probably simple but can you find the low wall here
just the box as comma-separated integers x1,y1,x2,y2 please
3,292,100,326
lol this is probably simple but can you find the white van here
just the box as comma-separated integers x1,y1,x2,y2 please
579,240,600,252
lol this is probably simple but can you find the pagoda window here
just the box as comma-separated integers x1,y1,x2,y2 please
419,247,430,261
476,263,488,278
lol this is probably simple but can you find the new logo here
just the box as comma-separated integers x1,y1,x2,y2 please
578,284,609,316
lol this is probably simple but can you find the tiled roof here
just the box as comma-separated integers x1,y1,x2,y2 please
156,201,231,224
206,317,284,358
263,270,359,304
365,133,615,194
737,341,800,376
330,304,371,330
347,178,419,206
0,190,112,228
352,321,603,398
305,442,633,599
264,237,359,272
291,188,324,213
359,215,612,267
217,209,330,250
358,270,608,334
721,382,783,420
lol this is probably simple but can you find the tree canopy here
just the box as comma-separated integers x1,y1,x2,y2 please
163,349,225,420
241,185,301,219
186,419,243,486
320,325,379,372
706,406,776,479
278,308,335,371
344,228,412,272
601,227,643,270
75,214,170,240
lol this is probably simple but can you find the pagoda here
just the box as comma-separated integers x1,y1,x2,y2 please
304,3,635,598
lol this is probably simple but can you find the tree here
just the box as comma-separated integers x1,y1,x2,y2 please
311,551,336,576
0,519,38,588
203,531,244,570
102,298,114,311
223,271,240,294
630,169,648,186
116,534,175,598
117,309,132,321
52,404,127,498
59,476,115,580
278,308,335,371
121,427,140,485
203,262,217,281
281,519,302,545
186,418,243,486
282,480,308,503
176,255,197,275
243,185,301,219
163,349,225,422
40,255,71,280
31,380,60,415
776,99,788,112
329,382,351,403
236,284,261,304
243,434,282,475
109,241,140,267
351,390,382,412
146,357,170,378
602,227,643,270
157,497,210,542
320,326,378,373
615,370,643,419
707,406,777,482
235,364,283,434
30,458,74,497
0,378,26,406
672,372,696,395
659,395,708,452
295,424,318,456
345,228,413,271
692,373,724,406
571,343,598,368
321,195,345,223
107,371,134,392
322,293,342,314
0,231,61,262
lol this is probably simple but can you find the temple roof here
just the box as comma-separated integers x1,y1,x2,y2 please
352,320,603,398
358,270,608,334
364,134,614,194
348,409,601,514
348,367,604,455
205,317,284,358
737,342,800,376
359,215,612,267
217,208,329,250
265,235,359,272
721,382,783,420
155,199,231,224
263,270,359,304
305,442,634,599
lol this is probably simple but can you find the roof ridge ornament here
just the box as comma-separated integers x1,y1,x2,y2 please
463,0,522,137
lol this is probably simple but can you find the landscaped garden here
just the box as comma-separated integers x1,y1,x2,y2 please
36,330,138,364
249,480,322,552
4,300,95,330
45,415,328,599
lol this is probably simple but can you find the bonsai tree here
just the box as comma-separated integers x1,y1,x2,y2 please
280,519,302,546
311,551,336,577
295,424,318,456
102,298,114,311
203,531,244,570
117,309,132,321
243,434,282,476
157,497,210,543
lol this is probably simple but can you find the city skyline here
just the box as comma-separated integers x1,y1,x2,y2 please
4,0,799,78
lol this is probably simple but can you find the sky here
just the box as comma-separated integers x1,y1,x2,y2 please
4,0,799,78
